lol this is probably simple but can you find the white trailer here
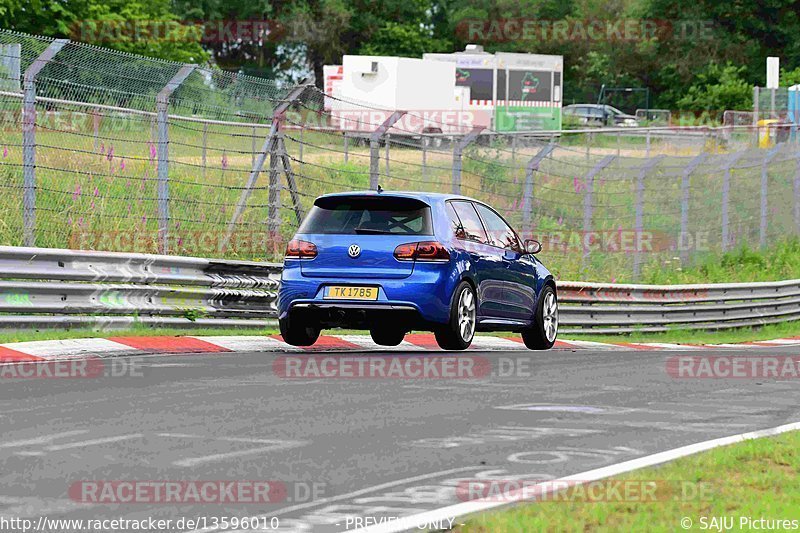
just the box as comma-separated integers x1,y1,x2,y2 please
328,55,491,134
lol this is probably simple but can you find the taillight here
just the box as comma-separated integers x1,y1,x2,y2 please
285,239,317,259
394,241,450,262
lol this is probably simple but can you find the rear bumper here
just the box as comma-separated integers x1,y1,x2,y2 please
277,264,454,326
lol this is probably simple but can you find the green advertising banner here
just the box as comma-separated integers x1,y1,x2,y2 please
495,106,562,132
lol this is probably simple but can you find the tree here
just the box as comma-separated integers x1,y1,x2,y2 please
676,63,752,112
5,0,208,63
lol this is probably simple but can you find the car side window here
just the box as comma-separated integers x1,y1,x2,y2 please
449,201,489,244
474,203,521,252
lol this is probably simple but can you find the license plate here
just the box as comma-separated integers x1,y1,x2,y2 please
324,286,378,300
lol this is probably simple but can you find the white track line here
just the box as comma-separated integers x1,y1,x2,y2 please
0,430,89,449
353,421,800,533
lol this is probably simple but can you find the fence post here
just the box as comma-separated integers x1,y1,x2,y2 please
155,64,196,254
298,127,304,164
522,144,555,235
760,145,782,249
369,111,405,189
201,123,208,180
251,126,257,167
679,152,708,264
753,87,760,147
221,83,310,252
343,133,348,163
795,154,800,235
721,151,745,252
633,156,664,280
92,108,100,153
266,129,282,241
21,39,68,247
645,129,651,157
452,126,484,194
421,135,427,181
511,135,517,164
385,133,390,177
582,155,615,270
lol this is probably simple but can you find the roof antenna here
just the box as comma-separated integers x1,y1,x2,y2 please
376,184,383,194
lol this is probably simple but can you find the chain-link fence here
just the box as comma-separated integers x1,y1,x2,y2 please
1,29,799,283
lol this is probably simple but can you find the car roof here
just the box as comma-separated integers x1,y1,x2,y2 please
315,190,480,205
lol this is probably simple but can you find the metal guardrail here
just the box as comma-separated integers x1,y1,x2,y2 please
558,280,800,334
0,247,281,330
0,246,797,334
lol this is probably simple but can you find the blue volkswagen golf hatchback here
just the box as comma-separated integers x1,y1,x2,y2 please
277,191,558,350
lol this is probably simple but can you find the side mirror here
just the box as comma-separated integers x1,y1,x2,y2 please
524,239,542,254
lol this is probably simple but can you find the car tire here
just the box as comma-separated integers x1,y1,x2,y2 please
279,316,320,347
370,327,405,347
521,285,558,350
434,281,476,351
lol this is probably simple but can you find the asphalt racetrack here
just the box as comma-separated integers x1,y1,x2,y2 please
1,344,797,532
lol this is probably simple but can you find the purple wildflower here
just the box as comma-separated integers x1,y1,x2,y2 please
149,142,156,163
2,146,7,158
120,159,126,171
72,184,81,202
107,146,114,162
222,152,228,169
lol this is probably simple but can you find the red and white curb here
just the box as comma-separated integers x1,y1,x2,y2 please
0,334,799,364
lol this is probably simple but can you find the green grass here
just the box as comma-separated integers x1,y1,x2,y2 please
0,326,277,344
572,319,800,344
458,430,800,533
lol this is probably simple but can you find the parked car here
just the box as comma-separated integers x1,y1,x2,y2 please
277,191,558,350
563,104,639,127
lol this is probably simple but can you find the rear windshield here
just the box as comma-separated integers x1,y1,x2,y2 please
298,196,433,235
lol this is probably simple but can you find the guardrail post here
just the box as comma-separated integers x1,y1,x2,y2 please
582,155,615,270
369,112,405,189
633,156,664,280
222,83,310,252
21,38,68,247
452,126,484,194
645,130,651,157
721,151,745,252
679,152,708,263
156,64,197,254
522,144,555,235
760,145,782,249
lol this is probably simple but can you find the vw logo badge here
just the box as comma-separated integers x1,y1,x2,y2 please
348,244,361,258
